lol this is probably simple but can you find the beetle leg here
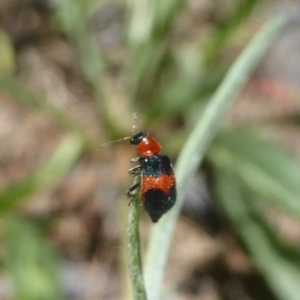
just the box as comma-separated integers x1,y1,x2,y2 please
127,183,140,197
129,165,141,175
130,157,144,163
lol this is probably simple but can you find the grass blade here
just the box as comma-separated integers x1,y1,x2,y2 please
127,192,147,300
144,16,288,300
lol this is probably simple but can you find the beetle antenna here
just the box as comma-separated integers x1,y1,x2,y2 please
99,136,131,148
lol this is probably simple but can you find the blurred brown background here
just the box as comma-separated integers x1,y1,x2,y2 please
0,0,300,299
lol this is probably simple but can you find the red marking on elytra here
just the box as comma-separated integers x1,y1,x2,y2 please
141,174,175,196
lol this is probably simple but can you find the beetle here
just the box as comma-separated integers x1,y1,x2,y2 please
127,131,176,222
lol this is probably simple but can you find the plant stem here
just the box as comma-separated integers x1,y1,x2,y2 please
127,192,147,300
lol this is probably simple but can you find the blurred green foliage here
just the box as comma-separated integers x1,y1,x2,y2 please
3,216,63,300
0,30,16,74
0,135,83,211
0,0,299,299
